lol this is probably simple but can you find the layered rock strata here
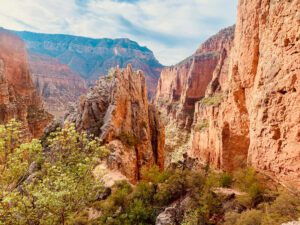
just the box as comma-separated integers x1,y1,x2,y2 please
15,31,163,97
0,28,52,138
191,0,300,188
67,65,165,183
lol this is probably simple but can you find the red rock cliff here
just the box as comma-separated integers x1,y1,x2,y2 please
0,29,52,138
154,26,235,130
66,65,165,183
191,0,300,188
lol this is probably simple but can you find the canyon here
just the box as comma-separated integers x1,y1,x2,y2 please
0,0,299,224
14,31,163,116
0,0,298,190
0,28,52,138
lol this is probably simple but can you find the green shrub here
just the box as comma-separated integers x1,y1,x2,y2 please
219,172,233,188
154,169,188,205
204,172,220,189
141,165,170,184
181,210,200,225
261,191,300,224
127,199,155,224
224,190,300,225
224,211,241,225
119,132,139,146
200,94,223,106
198,190,222,221
234,168,264,207
195,119,209,132
235,209,263,225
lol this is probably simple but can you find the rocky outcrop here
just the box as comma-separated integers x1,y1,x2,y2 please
191,0,300,188
66,65,164,183
154,26,235,130
0,28,52,138
15,31,163,97
29,53,87,117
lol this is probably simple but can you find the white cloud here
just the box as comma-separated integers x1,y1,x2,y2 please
0,0,238,65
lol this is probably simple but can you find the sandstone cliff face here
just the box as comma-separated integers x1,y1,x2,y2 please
154,26,235,130
0,29,52,138
29,53,87,117
67,65,164,183
191,0,300,188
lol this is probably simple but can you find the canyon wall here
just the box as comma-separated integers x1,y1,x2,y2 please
67,65,164,183
191,0,300,188
0,29,52,138
29,53,87,117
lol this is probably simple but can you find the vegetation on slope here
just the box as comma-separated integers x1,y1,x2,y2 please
0,120,299,225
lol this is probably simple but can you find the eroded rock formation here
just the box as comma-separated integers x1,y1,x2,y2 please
191,0,300,188
0,28,52,138
67,65,164,183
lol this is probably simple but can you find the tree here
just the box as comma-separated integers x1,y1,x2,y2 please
0,122,109,225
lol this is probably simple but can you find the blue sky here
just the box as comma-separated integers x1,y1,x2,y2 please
0,0,238,65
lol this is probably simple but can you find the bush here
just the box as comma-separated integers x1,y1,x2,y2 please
224,190,300,225
235,209,263,225
261,191,300,224
195,119,209,132
234,168,264,207
141,165,170,184
200,94,223,106
119,132,139,146
198,190,222,222
219,172,233,188
181,210,200,225
224,211,241,225
154,169,188,205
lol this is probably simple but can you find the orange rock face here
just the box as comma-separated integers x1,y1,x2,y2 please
154,26,235,130
0,29,52,138
28,53,87,117
191,0,300,188
67,65,164,183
